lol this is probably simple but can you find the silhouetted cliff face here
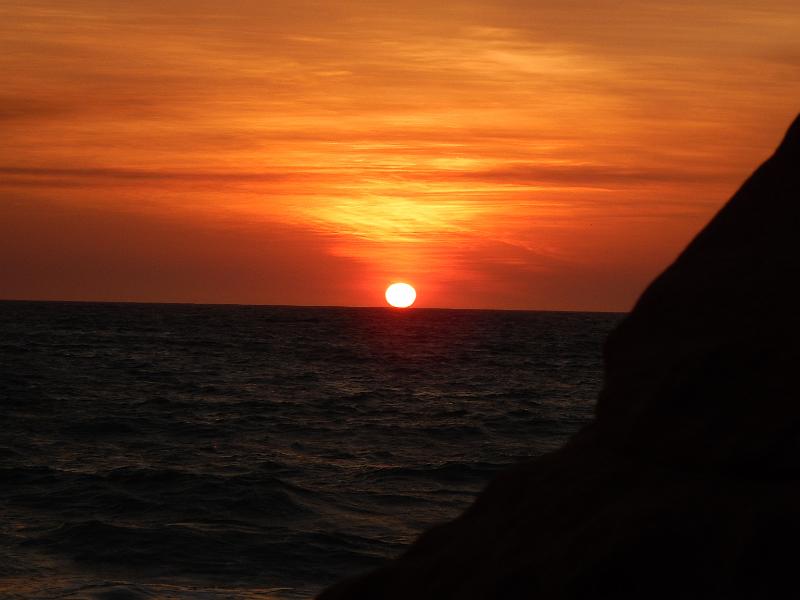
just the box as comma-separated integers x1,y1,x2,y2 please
598,114,800,474
318,114,800,600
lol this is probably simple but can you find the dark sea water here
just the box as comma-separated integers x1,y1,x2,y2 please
0,301,621,599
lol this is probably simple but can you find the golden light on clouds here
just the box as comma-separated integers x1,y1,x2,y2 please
1,1,799,309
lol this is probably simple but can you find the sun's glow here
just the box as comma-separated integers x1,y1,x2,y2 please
2,1,797,311
385,283,417,308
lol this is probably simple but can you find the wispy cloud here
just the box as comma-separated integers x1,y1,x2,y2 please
1,0,799,308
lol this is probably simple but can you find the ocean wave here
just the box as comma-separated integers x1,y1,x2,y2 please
0,302,618,597
360,461,509,484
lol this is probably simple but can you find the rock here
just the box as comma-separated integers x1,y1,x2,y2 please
598,113,800,474
318,113,800,600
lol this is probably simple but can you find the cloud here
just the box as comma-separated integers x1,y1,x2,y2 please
1,0,798,309
0,197,373,305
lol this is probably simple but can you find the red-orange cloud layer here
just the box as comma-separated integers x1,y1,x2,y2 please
1,0,799,309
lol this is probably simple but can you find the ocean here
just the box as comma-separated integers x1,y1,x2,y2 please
0,301,621,599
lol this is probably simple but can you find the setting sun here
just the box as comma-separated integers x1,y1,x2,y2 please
385,283,416,308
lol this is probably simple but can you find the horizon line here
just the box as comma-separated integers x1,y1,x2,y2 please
0,297,626,315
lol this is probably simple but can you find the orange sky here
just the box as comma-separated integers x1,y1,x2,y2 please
1,0,799,310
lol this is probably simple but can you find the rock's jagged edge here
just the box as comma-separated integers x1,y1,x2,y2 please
318,114,800,600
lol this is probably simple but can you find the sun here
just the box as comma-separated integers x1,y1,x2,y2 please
385,282,416,308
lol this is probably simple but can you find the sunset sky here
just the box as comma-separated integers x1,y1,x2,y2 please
1,0,799,310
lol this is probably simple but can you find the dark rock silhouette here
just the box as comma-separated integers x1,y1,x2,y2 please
319,114,800,600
